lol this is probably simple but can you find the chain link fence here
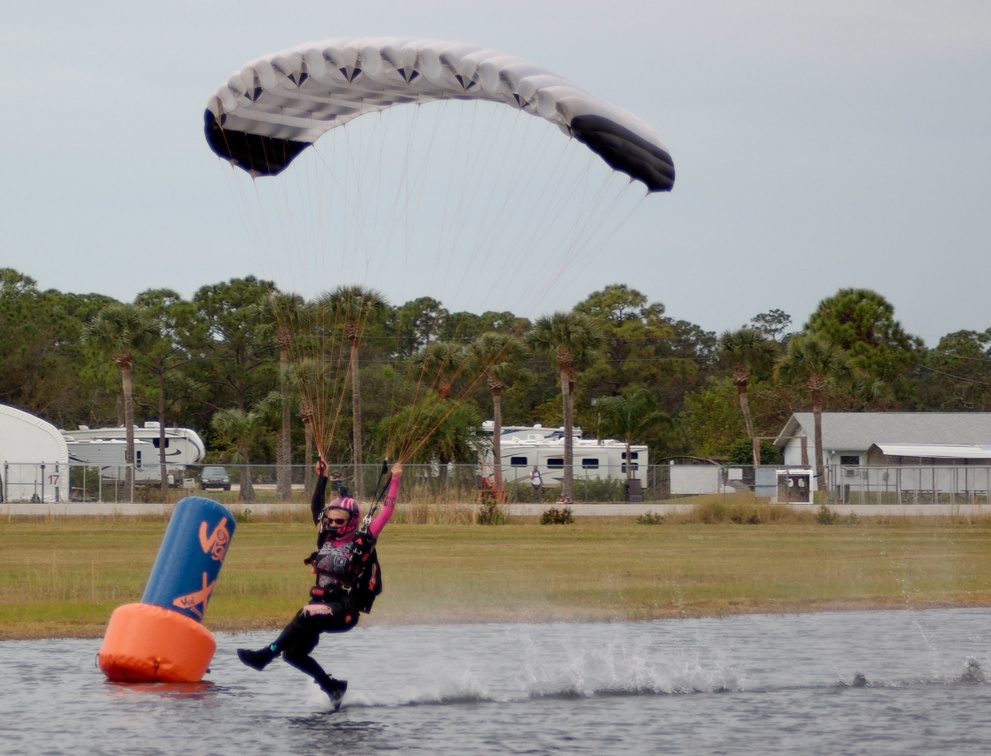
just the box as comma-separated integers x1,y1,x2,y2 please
6,460,991,506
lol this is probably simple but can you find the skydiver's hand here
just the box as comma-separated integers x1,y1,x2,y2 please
315,457,328,477
392,462,403,476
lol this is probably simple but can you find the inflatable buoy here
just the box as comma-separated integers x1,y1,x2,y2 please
98,497,235,683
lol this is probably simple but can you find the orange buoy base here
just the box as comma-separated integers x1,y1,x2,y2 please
97,603,217,683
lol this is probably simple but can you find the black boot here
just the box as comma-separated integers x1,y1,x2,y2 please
319,677,348,710
237,647,276,671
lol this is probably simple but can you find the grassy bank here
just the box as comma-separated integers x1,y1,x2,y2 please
2,511,991,640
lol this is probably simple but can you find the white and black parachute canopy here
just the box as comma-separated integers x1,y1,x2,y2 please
205,37,675,192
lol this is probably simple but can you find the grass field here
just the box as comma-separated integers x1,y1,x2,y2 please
2,509,991,640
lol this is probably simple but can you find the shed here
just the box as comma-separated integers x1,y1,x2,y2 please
0,403,70,502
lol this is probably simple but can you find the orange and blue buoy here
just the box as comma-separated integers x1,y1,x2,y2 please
98,496,235,683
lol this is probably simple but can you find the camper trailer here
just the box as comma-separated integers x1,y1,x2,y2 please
480,421,583,441
480,425,648,487
66,438,173,485
62,422,206,464
61,422,206,485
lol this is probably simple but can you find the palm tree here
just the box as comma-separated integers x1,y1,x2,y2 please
526,312,603,501
597,387,668,482
718,328,777,465
319,285,389,498
286,355,335,492
83,303,157,498
269,292,305,501
415,340,468,400
469,332,528,492
134,288,191,497
777,334,851,492
210,407,263,502
378,392,481,488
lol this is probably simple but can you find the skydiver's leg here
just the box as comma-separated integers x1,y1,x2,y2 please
280,604,356,708
238,602,357,710
237,607,310,671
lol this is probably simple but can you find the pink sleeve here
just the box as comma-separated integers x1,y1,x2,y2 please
368,472,401,537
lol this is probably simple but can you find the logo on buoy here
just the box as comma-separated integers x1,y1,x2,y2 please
173,572,216,619
198,517,231,561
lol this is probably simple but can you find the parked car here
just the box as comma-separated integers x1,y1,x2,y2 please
200,466,231,491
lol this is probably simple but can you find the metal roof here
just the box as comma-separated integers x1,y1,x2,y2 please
775,412,991,449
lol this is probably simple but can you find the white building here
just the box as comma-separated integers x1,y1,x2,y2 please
774,412,991,499
0,403,70,502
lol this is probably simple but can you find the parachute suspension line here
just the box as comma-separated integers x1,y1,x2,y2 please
374,99,447,437
285,122,391,472
389,101,450,434
269,293,325,461
360,460,392,532
553,171,650,296
405,104,471,432
374,104,645,466
291,109,428,471
396,100,529,456
316,300,353,462
367,99,488,458
443,101,538,309
485,120,587,309
339,121,372,282
227,145,351,468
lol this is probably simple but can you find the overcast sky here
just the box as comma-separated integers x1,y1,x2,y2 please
4,1,990,345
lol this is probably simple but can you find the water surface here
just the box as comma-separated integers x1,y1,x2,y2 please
2,608,989,754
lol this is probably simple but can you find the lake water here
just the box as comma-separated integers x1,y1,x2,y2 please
2,608,989,755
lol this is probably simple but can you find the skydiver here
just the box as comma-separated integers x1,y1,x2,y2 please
237,456,403,710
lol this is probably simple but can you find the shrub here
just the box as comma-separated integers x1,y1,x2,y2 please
690,497,766,524
816,505,838,525
573,478,626,502
476,498,505,525
726,438,783,465
541,506,575,525
635,511,665,525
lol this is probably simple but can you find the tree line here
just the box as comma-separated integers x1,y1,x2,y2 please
2,267,986,499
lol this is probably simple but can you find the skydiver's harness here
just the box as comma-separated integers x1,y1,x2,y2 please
303,461,392,615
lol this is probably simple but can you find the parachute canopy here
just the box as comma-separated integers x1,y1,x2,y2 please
205,37,674,192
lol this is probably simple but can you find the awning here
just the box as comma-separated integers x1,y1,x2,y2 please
870,442,991,460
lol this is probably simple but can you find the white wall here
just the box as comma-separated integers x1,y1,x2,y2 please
0,404,70,502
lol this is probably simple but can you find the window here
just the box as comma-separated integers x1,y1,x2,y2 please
151,438,170,449
622,462,639,473
840,455,860,466
510,456,528,467
581,458,600,469
622,451,639,460
547,458,564,469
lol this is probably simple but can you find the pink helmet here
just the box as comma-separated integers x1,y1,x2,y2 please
320,496,360,538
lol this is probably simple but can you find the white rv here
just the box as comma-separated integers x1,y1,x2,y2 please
480,421,583,440
480,424,648,486
66,438,170,485
61,422,206,485
62,423,205,463
0,403,70,503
